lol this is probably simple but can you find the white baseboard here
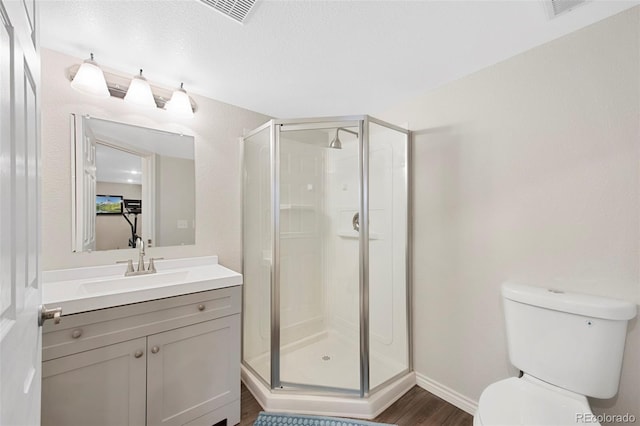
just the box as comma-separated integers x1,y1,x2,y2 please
415,372,478,415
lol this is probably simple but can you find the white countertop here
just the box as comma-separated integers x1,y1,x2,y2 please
43,256,242,315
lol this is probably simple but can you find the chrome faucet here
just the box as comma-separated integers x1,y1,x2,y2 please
136,237,145,271
116,238,163,276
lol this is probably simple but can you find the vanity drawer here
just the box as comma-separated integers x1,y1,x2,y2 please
43,285,241,361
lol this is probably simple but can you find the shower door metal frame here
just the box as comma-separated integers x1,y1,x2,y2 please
240,119,276,392
358,118,370,397
272,116,367,396
365,116,412,396
241,115,412,399
270,120,281,389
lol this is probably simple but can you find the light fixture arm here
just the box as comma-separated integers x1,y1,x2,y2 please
337,127,359,137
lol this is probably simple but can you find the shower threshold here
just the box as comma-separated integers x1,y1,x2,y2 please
241,365,415,419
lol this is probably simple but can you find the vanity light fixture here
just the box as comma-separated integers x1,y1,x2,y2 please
165,83,195,118
67,61,198,115
124,69,156,108
70,53,109,98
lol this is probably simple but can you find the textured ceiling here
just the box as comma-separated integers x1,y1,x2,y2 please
40,0,638,118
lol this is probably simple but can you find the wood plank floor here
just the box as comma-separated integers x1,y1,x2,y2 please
239,384,472,426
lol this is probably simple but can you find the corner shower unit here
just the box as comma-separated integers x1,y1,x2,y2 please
241,116,412,417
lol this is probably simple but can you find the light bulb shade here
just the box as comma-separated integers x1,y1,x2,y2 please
165,86,194,118
70,59,109,98
124,73,156,108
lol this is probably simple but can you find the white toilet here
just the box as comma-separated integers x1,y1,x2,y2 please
474,282,637,426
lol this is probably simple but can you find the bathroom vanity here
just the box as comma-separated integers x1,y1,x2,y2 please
41,256,241,426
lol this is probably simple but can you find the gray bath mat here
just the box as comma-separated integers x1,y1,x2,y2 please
253,411,397,426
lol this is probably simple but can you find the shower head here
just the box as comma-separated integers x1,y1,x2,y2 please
329,127,358,150
329,129,342,149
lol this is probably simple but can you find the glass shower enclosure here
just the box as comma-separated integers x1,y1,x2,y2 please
242,116,410,398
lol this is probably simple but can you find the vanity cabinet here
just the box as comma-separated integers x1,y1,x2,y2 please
42,286,241,426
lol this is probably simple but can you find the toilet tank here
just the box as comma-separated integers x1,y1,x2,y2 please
502,282,636,399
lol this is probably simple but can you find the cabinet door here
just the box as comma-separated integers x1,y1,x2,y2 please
42,337,147,426
146,315,240,426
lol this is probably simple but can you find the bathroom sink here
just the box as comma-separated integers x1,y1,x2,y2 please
78,270,190,295
42,256,242,315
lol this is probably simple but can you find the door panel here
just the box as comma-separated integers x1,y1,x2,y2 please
241,125,273,385
0,1,41,425
277,124,361,393
73,115,97,252
367,121,409,389
146,316,240,426
25,60,37,288
42,338,147,426
0,0,12,320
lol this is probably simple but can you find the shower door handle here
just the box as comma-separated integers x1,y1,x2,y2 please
352,212,359,232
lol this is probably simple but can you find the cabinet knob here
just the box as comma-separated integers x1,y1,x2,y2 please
134,350,144,358
197,304,205,311
151,346,160,354
71,329,83,339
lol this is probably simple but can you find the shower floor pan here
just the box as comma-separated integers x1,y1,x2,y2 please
242,332,414,419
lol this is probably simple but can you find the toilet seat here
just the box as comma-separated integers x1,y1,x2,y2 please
474,375,599,426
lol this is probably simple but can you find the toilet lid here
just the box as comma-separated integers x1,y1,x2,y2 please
477,377,599,426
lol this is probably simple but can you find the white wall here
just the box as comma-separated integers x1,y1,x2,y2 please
380,6,640,422
155,155,195,247
41,48,269,271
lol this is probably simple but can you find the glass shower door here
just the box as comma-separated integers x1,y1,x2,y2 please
276,122,362,393
242,123,272,386
367,119,410,390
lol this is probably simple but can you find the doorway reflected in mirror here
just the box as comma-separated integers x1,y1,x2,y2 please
72,115,196,252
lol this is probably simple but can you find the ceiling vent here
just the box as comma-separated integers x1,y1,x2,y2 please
199,0,258,23
547,0,587,17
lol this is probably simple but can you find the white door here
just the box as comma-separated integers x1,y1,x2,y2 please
0,0,42,425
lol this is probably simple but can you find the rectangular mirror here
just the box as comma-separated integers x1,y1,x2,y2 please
72,115,196,252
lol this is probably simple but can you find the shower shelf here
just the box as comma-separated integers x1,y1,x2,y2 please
337,230,381,240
